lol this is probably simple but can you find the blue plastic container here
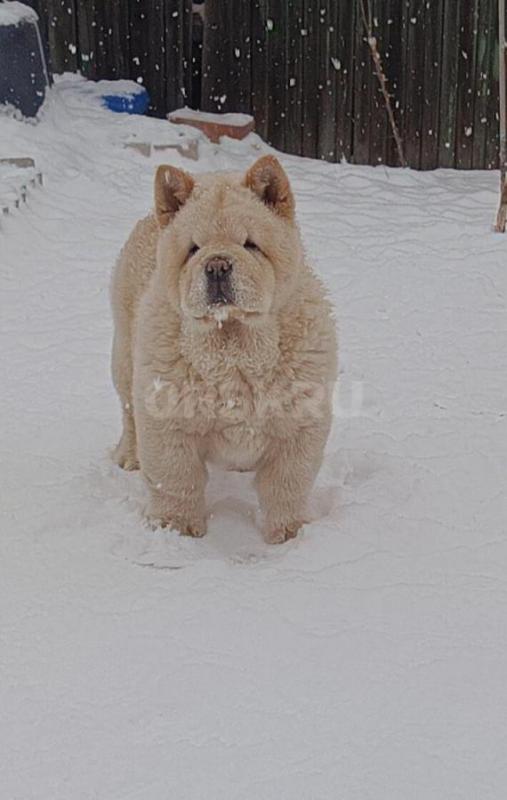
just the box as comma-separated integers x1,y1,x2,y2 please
102,88,150,115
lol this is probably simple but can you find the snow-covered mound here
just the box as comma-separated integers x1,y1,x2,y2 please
1,77,507,799
0,1,38,26
71,76,147,103
168,106,254,127
0,159,41,214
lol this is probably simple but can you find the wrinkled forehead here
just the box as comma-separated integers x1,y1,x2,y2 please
184,177,267,243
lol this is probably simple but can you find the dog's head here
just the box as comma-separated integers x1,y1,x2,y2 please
154,156,303,327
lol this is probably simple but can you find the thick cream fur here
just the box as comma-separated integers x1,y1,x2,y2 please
111,158,337,543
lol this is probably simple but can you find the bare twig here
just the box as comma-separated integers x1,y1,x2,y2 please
358,0,407,168
495,0,507,231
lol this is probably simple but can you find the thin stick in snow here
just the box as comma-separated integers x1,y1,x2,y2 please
358,0,407,169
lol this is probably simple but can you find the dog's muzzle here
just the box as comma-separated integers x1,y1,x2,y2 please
205,256,234,305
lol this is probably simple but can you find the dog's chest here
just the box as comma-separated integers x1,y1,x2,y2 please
199,373,282,470
206,422,266,471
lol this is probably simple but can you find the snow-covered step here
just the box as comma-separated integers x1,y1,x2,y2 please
0,157,43,219
168,107,255,143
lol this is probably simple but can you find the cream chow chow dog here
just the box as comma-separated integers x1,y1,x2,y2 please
111,156,337,543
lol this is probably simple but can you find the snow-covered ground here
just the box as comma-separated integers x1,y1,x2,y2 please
1,75,507,799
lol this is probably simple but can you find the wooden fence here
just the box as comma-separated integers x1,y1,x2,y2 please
25,0,501,170
25,0,194,115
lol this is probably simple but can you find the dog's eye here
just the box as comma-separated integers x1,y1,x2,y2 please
245,240,259,251
188,243,199,258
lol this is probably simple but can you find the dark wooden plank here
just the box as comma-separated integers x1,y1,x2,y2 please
190,4,204,108
250,0,270,139
316,0,337,161
400,0,426,169
86,0,109,79
201,0,231,112
420,0,444,169
353,0,373,165
265,1,288,150
333,0,355,163
384,0,405,167
455,0,479,168
99,0,129,80
483,0,500,169
226,0,252,114
285,0,304,155
75,0,97,79
301,0,319,158
164,0,192,112
200,0,251,114
126,0,165,115
44,0,78,74
472,0,495,168
439,0,461,167
368,0,389,166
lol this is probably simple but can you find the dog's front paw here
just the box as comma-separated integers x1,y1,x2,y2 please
113,439,139,471
115,452,140,471
263,520,304,545
175,518,207,538
147,508,207,538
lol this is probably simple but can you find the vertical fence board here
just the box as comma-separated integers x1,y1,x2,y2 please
334,0,355,163
202,0,232,112
127,0,164,114
75,0,97,79
420,0,444,169
88,0,129,81
368,2,389,166
228,0,252,114
163,0,192,112
267,1,289,150
285,0,305,155
484,0,500,169
250,0,269,139
353,4,373,164
316,0,337,161
473,0,495,167
401,0,426,169
42,0,78,73
301,2,319,158
384,0,404,167
87,0,108,78
201,0,250,114
439,0,461,167
455,0,479,168
100,0,129,80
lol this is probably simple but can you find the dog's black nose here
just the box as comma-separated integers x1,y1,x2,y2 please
205,257,232,280
205,256,234,305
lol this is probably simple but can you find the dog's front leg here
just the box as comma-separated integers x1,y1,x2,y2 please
140,429,208,537
255,425,329,544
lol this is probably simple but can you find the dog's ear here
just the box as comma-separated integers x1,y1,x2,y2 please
154,165,195,228
244,156,295,220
